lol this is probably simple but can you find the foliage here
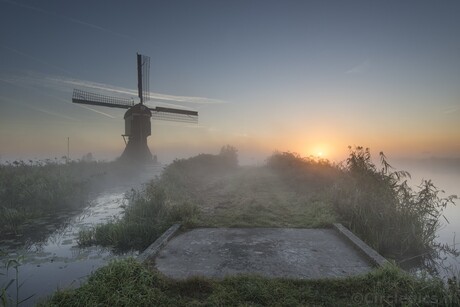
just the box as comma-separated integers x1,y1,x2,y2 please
78,148,239,251
332,146,458,262
219,144,238,169
266,147,458,266
43,259,459,306
0,160,110,236
267,151,339,193
78,183,198,251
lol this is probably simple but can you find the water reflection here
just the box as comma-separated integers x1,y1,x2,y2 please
0,164,163,306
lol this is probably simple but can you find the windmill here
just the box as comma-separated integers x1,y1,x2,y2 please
72,53,198,162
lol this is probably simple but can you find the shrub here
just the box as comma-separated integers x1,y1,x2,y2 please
332,147,458,262
267,151,339,193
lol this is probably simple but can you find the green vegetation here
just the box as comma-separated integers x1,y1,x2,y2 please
267,147,458,265
79,145,457,263
0,159,110,236
331,147,458,262
43,258,459,306
189,166,336,228
77,146,239,251
1,255,34,307
78,185,198,251
63,145,459,306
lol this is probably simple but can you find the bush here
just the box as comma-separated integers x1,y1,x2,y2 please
332,147,458,262
267,151,339,193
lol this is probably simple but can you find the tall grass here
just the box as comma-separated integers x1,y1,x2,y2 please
78,184,198,251
332,147,458,263
78,146,239,251
267,147,458,266
0,159,110,235
267,151,339,193
78,147,233,249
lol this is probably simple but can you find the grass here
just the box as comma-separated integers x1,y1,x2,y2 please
42,258,460,306
78,146,457,264
59,146,459,305
78,146,336,252
0,159,111,236
191,166,336,228
331,147,458,263
78,185,198,251
77,147,240,251
265,148,458,266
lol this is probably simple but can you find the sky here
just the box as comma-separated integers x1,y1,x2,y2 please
1,0,459,164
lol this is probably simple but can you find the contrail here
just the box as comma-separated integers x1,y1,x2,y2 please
0,77,116,119
75,104,116,119
2,46,74,76
15,101,78,121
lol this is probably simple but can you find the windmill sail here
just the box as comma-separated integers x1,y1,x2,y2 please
72,89,134,109
71,53,199,162
150,106,198,123
137,53,150,104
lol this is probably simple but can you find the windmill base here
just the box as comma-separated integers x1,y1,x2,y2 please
120,139,152,162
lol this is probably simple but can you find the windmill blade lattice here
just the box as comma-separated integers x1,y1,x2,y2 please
150,106,198,123
72,89,134,109
137,54,150,103
71,53,199,162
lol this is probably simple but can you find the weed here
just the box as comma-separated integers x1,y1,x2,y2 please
332,147,458,265
78,184,198,251
1,253,34,307
42,259,459,306
0,159,111,236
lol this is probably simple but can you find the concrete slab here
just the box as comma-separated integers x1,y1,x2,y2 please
154,227,376,280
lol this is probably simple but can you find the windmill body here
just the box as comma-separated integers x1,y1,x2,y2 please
72,54,198,162
121,103,152,161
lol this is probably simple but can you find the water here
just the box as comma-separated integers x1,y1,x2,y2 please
395,161,460,278
1,160,459,305
0,164,164,306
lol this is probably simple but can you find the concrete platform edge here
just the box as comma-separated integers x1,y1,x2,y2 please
137,223,181,263
333,223,388,267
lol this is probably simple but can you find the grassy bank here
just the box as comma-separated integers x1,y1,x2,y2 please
64,146,460,305
267,148,458,265
78,146,336,251
43,258,459,306
78,146,457,263
77,146,239,251
0,159,111,236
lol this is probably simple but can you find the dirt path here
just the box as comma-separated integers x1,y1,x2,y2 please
193,166,337,228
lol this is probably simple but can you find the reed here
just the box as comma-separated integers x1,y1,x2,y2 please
0,159,110,236
332,147,458,263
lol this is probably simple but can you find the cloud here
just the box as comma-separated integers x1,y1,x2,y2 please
346,59,371,75
53,76,226,105
1,71,225,121
17,101,78,121
2,71,225,107
74,104,117,119
2,46,74,76
443,106,459,114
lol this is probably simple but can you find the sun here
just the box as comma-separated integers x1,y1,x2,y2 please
303,144,331,159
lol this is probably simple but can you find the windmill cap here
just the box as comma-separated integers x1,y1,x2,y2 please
124,103,152,118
